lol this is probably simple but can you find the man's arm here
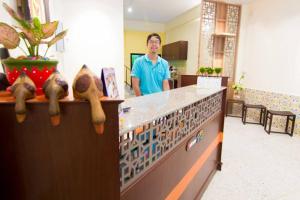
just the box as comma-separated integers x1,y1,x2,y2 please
132,77,142,96
163,79,170,91
162,62,171,91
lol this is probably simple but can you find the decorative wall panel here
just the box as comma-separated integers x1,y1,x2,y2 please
199,1,216,67
223,5,240,80
226,5,239,34
223,36,236,79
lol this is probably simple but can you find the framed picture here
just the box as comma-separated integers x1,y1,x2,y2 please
101,68,119,98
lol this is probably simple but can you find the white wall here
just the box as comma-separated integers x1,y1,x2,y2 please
51,0,124,98
1,0,124,98
165,5,201,74
236,0,300,96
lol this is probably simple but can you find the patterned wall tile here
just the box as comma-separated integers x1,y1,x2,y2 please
242,88,300,134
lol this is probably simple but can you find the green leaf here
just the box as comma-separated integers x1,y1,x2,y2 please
32,18,43,45
21,28,39,45
33,17,42,31
48,30,67,47
41,21,58,39
0,22,20,49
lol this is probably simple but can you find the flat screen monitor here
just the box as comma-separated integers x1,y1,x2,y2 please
130,53,144,70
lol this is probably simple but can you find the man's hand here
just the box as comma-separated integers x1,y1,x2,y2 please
132,77,142,96
163,80,170,91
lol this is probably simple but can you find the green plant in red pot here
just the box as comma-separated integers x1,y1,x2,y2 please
0,2,67,95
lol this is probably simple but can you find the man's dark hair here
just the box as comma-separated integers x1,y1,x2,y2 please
147,33,161,44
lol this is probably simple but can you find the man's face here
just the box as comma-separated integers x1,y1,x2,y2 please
147,36,161,54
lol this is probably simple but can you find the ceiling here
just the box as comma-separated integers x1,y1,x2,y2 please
124,0,253,23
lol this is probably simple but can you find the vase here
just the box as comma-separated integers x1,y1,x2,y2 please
3,59,58,95
233,91,241,99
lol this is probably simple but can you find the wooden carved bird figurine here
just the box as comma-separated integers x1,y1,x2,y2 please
72,65,106,134
43,70,69,126
10,72,36,123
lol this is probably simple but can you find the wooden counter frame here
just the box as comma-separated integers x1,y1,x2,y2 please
0,97,122,200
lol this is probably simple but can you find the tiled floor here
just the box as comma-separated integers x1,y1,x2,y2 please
202,117,300,200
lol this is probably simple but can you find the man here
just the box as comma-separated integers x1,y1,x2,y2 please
131,33,170,96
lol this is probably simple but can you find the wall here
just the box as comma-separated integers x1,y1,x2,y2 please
165,5,201,75
236,0,300,96
1,0,124,98
124,31,166,67
51,0,124,97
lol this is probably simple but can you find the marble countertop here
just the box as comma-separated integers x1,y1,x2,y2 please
119,85,226,135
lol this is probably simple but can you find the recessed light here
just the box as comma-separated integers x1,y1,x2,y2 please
128,7,132,13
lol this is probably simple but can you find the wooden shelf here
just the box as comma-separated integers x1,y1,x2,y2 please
216,19,226,22
215,51,224,54
213,32,236,37
162,41,188,60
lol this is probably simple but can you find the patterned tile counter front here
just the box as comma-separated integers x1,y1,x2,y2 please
119,86,226,193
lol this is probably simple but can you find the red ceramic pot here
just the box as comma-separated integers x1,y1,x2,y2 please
2,59,58,95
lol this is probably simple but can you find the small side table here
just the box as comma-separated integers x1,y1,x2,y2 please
264,110,296,137
226,99,245,118
242,104,266,126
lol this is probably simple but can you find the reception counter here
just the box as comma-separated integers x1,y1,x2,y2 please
119,85,226,200
0,85,227,200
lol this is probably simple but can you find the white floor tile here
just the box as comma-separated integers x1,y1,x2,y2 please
201,117,300,200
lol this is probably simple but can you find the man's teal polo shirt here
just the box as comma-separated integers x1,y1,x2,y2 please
131,55,170,95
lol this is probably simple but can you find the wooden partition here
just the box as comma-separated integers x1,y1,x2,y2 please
0,95,122,200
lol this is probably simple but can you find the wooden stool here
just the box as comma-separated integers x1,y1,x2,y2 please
226,99,245,118
264,110,296,137
242,104,266,126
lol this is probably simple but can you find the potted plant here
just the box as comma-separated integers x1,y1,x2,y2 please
0,2,67,95
232,73,245,99
197,66,207,76
214,67,223,76
206,67,214,76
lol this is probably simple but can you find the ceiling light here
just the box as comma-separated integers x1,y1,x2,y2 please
127,7,132,13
